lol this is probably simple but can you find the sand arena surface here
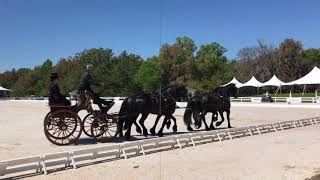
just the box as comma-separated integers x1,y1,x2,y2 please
0,100,320,179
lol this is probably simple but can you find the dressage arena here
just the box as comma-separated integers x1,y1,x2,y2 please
1,100,320,179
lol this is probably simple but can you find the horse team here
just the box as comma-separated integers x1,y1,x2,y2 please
116,84,238,140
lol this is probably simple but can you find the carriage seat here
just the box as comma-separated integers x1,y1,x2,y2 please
48,101,71,112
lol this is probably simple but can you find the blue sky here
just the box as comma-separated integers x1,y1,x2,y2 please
0,0,320,72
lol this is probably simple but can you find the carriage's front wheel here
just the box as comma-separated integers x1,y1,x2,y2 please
83,113,96,137
91,114,118,143
44,110,83,146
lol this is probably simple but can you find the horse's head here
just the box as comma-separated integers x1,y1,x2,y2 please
163,84,188,101
227,83,238,98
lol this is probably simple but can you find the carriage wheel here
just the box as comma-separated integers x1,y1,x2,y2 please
44,110,83,146
82,113,97,137
91,114,118,143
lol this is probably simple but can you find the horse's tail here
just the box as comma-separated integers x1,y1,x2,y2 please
183,99,193,126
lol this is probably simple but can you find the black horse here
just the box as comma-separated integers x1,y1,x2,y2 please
183,84,238,131
117,85,188,140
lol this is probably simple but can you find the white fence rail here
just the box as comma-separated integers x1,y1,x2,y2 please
1,117,319,178
230,96,320,103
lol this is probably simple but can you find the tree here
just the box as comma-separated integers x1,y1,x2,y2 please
303,48,320,67
108,51,143,96
157,36,197,87
195,42,230,90
134,59,162,92
236,40,277,82
276,38,304,81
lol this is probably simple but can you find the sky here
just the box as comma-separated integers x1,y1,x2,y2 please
0,0,320,72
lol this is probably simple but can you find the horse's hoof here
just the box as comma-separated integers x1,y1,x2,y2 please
166,121,171,129
210,125,215,130
205,128,210,131
173,125,177,133
157,132,163,137
187,126,193,131
136,128,142,135
216,121,223,127
228,126,233,128
143,131,148,137
150,128,156,135
195,124,201,129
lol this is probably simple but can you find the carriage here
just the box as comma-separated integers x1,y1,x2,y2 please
43,86,119,146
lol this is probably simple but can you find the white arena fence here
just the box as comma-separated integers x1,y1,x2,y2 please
1,117,319,178
1,96,320,104
230,96,320,104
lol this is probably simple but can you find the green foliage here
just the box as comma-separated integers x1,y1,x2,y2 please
134,59,162,92
195,42,231,90
1,36,319,97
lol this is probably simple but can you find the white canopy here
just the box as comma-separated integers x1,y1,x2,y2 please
241,76,263,87
0,86,12,91
261,75,285,87
284,66,320,85
222,77,243,88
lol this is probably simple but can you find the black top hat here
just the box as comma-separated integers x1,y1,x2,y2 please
50,73,59,81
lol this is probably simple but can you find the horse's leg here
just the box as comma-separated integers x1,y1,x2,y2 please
157,116,169,137
171,115,177,133
210,113,216,130
202,112,210,131
227,109,232,128
150,115,161,135
124,119,134,141
138,113,149,136
165,117,171,129
133,121,142,135
213,112,218,122
216,111,225,127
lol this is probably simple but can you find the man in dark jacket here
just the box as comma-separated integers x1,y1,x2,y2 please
48,73,71,106
80,65,113,112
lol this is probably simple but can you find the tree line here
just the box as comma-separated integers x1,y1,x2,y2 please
0,36,320,97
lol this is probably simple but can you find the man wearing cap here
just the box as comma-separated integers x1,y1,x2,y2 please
48,73,71,106
80,64,113,112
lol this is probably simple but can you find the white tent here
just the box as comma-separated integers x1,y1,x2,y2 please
284,66,320,85
241,76,263,87
222,77,243,88
0,86,11,91
261,75,285,87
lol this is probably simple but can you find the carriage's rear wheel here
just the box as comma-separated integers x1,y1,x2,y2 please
44,110,83,146
91,114,118,143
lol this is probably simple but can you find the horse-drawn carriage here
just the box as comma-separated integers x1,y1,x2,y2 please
43,83,238,146
43,87,119,146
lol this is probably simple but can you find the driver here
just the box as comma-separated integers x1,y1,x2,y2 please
80,64,113,112
48,73,71,106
